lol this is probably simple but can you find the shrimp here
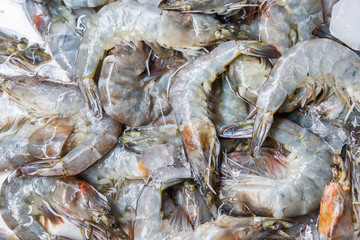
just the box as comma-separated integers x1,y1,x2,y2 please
169,40,280,211
24,0,95,78
259,0,323,54
98,41,185,127
76,0,233,118
318,146,353,240
0,29,50,72
251,38,360,156
63,0,109,8
220,118,333,217
158,0,258,15
0,74,121,176
0,174,129,239
171,215,292,240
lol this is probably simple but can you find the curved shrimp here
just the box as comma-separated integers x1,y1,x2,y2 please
76,0,233,118
251,38,360,155
0,174,129,239
0,29,50,72
169,40,280,211
158,0,258,15
259,0,323,55
0,75,121,177
220,118,333,217
98,41,185,127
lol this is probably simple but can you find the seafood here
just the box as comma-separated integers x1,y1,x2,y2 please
0,174,129,239
0,29,50,72
24,0,95,78
259,0,323,55
172,215,292,240
0,75,121,176
318,146,353,240
220,118,333,217
76,0,232,118
169,40,279,210
158,0,258,15
251,38,360,155
63,0,109,8
98,41,185,127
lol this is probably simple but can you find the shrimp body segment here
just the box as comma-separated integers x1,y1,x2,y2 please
252,39,360,155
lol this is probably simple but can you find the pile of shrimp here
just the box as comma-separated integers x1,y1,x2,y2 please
0,0,359,239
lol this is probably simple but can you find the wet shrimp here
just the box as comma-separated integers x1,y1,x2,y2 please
158,0,258,15
0,75,121,177
0,29,50,72
24,0,94,78
98,41,185,127
251,38,360,155
171,215,292,240
220,118,333,217
0,174,129,239
322,0,339,24
169,40,280,210
76,0,233,118
259,0,323,54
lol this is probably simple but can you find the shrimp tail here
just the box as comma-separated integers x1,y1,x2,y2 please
15,159,67,177
251,109,273,156
218,120,254,139
78,78,103,119
242,42,281,59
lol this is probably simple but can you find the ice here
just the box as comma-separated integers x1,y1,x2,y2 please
330,0,360,50
140,144,174,171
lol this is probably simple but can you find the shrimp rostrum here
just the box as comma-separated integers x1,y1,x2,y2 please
0,174,129,239
0,75,121,177
251,39,360,155
76,0,234,118
220,118,333,218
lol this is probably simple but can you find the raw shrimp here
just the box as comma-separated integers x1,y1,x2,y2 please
171,215,292,240
0,29,50,72
251,38,360,155
98,41,185,127
24,0,95,78
0,75,121,176
76,0,232,118
0,174,129,239
318,146,353,240
63,0,109,8
259,0,323,54
169,40,280,210
220,118,333,217
158,0,258,15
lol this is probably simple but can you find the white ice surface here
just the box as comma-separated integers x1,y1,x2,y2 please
330,0,360,50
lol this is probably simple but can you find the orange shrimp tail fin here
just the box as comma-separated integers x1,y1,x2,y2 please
318,182,353,239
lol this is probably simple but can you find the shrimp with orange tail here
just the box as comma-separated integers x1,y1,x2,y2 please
251,39,360,156
169,40,280,211
318,145,353,240
219,118,333,217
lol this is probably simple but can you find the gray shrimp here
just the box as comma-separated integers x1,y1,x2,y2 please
169,40,280,210
0,29,50,72
158,0,258,15
220,118,333,217
0,174,129,239
0,75,121,177
251,38,360,156
98,41,185,127
76,0,233,118
24,0,95,78
259,0,323,55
